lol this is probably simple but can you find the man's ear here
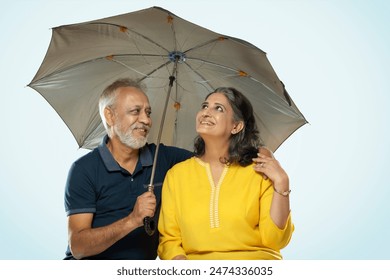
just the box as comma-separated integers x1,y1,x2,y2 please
231,121,244,135
104,107,114,127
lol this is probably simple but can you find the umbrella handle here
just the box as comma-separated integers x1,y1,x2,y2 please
143,217,155,236
143,185,155,236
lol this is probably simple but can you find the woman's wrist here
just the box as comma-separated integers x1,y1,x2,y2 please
273,186,291,197
273,176,290,197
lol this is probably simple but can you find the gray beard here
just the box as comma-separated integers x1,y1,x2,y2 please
114,124,148,149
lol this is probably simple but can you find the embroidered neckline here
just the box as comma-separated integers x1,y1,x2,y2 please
195,157,228,229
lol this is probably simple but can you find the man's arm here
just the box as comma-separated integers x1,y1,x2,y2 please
68,191,156,259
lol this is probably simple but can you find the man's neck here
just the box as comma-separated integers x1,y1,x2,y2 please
107,137,140,174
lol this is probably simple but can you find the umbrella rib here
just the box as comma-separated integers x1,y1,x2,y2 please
107,54,177,84
108,56,171,79
139,60,172,83
87,22,170,53
184,36,266,56
111,54,172,77
184,57,275,92
184,37,224,54
30,54,172,83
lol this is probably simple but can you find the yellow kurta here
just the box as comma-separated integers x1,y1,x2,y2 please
158,157,294,260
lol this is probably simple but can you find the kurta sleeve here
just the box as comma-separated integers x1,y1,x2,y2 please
158,169,186,260
258,180,294,251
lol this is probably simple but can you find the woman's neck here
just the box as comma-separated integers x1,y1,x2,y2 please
200,139,229,165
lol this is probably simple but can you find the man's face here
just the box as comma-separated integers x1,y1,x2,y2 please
111,86,152,149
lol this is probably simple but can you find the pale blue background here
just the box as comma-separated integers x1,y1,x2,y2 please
1,0,389,260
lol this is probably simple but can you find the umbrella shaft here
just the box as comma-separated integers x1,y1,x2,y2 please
148,61,178,186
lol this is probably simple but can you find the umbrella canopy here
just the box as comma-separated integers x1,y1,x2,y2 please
28,6,307,152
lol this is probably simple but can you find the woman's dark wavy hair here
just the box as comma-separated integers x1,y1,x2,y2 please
194,87,263,166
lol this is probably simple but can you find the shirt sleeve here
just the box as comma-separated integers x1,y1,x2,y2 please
161,144,193,167
158,168,187,260
64,162,96,216
258,180,294,250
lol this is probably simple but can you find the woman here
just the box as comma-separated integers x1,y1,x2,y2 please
158,87,293,260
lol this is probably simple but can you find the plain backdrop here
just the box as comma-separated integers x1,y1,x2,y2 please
1,0,389,260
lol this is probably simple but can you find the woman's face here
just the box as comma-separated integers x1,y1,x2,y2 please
196,92,240,140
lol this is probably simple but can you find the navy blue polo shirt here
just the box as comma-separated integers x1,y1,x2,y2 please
64,136,192,259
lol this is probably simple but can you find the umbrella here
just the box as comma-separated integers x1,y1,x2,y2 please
28,6,307,234
28,6,307,152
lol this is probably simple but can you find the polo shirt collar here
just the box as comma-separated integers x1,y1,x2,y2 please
98,135,153,172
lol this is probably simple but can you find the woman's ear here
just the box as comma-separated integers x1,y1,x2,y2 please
231,121,244,135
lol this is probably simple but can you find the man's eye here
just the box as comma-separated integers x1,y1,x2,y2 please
129,109,140,114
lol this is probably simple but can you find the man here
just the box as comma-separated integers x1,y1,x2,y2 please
64,78,192,259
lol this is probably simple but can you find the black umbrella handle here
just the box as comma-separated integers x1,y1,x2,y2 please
143,216,155,236
143,185,155,236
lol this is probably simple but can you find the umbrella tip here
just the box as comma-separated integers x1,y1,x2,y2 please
174,102,181,111
119,26,128,32
238,70,248,77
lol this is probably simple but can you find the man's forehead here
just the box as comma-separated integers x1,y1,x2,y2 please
120,93,151,111
130,104,152,110
117,87,148,100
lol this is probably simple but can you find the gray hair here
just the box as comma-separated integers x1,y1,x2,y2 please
98,78,146,134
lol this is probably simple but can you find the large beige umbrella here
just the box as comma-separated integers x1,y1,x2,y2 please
28,6,307,234
29,6,307,152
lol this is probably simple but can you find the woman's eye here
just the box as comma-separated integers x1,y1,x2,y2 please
216,106,223,112
201,104,208,109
